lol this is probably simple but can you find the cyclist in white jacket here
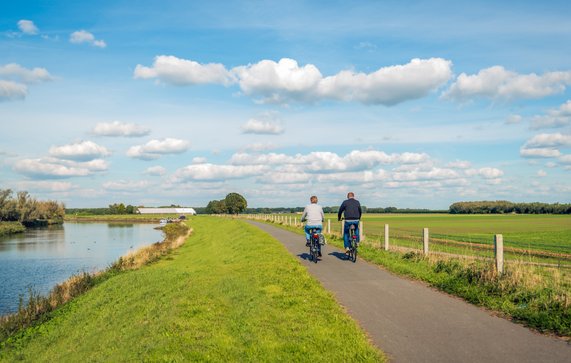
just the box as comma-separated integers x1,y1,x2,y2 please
300,195,325,256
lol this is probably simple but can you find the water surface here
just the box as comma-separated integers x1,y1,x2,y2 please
0,222,163,315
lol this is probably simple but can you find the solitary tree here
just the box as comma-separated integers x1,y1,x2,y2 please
224,193,247,214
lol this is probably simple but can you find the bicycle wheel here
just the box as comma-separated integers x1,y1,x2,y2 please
351,241,358,263
312,242,319,263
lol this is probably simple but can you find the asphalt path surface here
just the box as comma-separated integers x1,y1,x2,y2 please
247,221,571,363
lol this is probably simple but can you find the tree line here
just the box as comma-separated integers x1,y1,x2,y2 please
0,189,65,226
449,201,571,214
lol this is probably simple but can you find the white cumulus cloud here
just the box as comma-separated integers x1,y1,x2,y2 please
0,63,53,102
92,121,150,137
69,30,106,48
127,138,190,160
241,119,284,134
49,141,111,161
135,56,452,105
18,20,38,35
524,133,571,148
13,158,107,179
0,63,53,83
134,55,234,85
444,66,571,101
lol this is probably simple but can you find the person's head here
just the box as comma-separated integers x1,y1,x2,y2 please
310,195,318,204
347,192,355,199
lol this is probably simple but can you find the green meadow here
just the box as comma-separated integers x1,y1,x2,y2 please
266,213,571,264
0,217,383,362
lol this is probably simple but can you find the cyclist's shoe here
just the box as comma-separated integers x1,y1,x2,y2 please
318,252,322,257
345,248,350,254
305,240,310,247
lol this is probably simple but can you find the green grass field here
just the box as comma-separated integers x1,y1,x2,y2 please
264,213,571,265
0,217,384,362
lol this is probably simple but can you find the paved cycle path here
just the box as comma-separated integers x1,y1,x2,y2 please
247,221,570,363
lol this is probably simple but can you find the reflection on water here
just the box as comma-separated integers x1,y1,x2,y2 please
0,222,163,316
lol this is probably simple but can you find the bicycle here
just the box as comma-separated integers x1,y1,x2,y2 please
308,227,323,263
347,224,358,263
341,218,359,263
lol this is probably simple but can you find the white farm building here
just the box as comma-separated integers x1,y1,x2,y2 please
137,207,196,215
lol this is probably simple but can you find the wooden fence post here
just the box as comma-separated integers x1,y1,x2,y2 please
359,221,364,241
384,224,389,250
495,234,504,275
423,228,429,255
327,219,331,234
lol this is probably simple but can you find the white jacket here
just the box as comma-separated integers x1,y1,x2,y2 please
301,203,324,226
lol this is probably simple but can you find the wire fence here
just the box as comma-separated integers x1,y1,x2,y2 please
235,214,571,285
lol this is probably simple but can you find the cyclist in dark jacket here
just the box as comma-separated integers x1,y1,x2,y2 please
338,192,362,253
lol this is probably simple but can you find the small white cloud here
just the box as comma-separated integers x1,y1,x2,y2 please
537,169,547,177
0,80,27,101
524,133,571,148
444,66,571,101
134,55,234,85
127,138,190,160
69,30,106,48
241,118,284,135
145,166,167,176
478,167,504,179
520,147,561,158
49,140,111,161
17,20,38,35
505,114,522,125
91,121,150,137
446,160,472,169
13,157,107,179
0,63,53,83
530,100,571,129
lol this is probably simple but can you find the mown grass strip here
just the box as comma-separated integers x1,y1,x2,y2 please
262,220,571,338
0,217,384,362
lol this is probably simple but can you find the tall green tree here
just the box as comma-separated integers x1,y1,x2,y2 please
224,193,247,214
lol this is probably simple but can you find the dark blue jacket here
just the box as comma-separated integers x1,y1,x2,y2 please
338,198,362,221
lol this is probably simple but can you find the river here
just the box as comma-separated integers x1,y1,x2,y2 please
0,222,163,316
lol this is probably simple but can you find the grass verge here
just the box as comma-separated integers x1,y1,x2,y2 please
0,222,191,346
260,219,571,338
0,217,384,362
0,221,26,237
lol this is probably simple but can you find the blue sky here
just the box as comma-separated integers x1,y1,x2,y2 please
1,0,570,208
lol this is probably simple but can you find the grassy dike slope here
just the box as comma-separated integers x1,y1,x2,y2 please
0,217,383,362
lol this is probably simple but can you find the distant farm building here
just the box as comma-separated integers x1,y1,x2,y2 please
137,207,196,215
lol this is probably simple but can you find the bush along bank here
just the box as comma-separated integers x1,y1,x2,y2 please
0,222,26,237
264,220,571,338
0,222,191,344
